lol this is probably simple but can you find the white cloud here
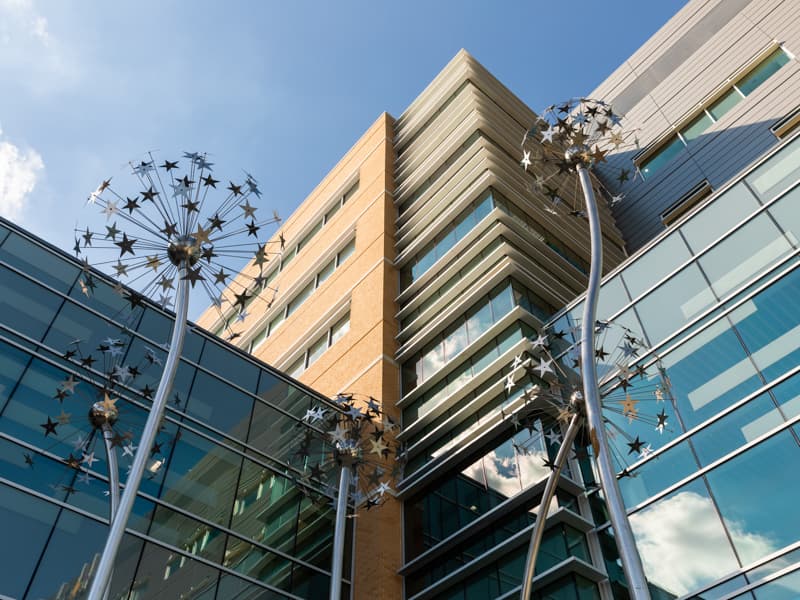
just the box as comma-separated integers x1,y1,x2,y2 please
0,127,44,220
630,490,776,595
0,0,49,45
0,0,77,93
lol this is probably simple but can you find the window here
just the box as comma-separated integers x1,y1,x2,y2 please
401,278,543,394
286,281,314,316
637,47,791,180
248,238,356,352
285,311,350,377
330,313,350,344
342,179,359,203
324,178,359,223
316,258,335,287
337,238,356,265
639,135,685,179
296,220,322,253
736,47,790,95
400,190,495,289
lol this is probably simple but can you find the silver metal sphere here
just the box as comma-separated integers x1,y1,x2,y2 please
564,144,590,164
333,443,361,467
89,401,119,428
167,235,200,266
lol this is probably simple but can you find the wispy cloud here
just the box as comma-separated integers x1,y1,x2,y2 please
0,0,49,45
0,0,77,93
0,126,44,220
631,490,776,595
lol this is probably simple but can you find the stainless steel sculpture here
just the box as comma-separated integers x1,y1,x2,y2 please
518,100,651,599
73,153,281,599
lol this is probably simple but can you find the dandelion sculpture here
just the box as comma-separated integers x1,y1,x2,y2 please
518,99,652,599
76,152,282,600
28,335,183,597
298,392,404,600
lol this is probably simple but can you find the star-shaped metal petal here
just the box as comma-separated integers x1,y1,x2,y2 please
627,436,645,455
115,233,137,257
182,266,204,287
240,200,257,219
41,417,59,437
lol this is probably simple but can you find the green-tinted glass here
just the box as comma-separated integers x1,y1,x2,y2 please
708,87,742,120
680,111,714,143
640,135,685,179
737,48,790,96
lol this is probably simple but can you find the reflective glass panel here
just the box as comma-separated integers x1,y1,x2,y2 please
0,483,58,597
159,427,241,526
708,88,743,120
621,231,692,299
681,111,714,143
132,538,221,599
634,263,716,345
640,135,686,180
680,183,761,252
199,337,259,389
0,231,79,291
619,441,698,507
149,503,227,563
217,573,288,599
660,318,762,428
25,507,142,600
596,275,630,321
706,429,800,564
629,478,739,596
746,136,800,200
306,333,327,366
771,373,800,420
699,212,792,298
768,185,800,247
0,265,62,341
737,48,790,96
186,370,254,438
730,268,800,382
443,319,469,361
691,392,784,466
750,569,800,599
317,258,335,285
256,369,311,421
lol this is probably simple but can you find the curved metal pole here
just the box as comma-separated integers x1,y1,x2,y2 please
101,423,120,518
521,411,583,600
88,268,190,600
100,423,119,600
329,464,352,600
576,164,651,599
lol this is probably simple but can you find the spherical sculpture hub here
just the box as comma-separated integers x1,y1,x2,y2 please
89,401,119,428
167,236,200,267
334,443,361,468
565,144,591,166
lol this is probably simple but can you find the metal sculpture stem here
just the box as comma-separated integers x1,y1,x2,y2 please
330,464,352,600
100,423,119,600
520,411,583,600
88,267,190,600
576,163,650,599
100,423,121,530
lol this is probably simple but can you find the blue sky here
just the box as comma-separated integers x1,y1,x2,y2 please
0,0,686,310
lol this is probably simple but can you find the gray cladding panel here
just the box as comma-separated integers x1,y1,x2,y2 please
610,0,753,114
590,0,800,252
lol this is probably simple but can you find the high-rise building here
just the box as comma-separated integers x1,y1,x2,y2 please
3,0,799,598
202,1,800,599
0,215,349,599
197,48,629,599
